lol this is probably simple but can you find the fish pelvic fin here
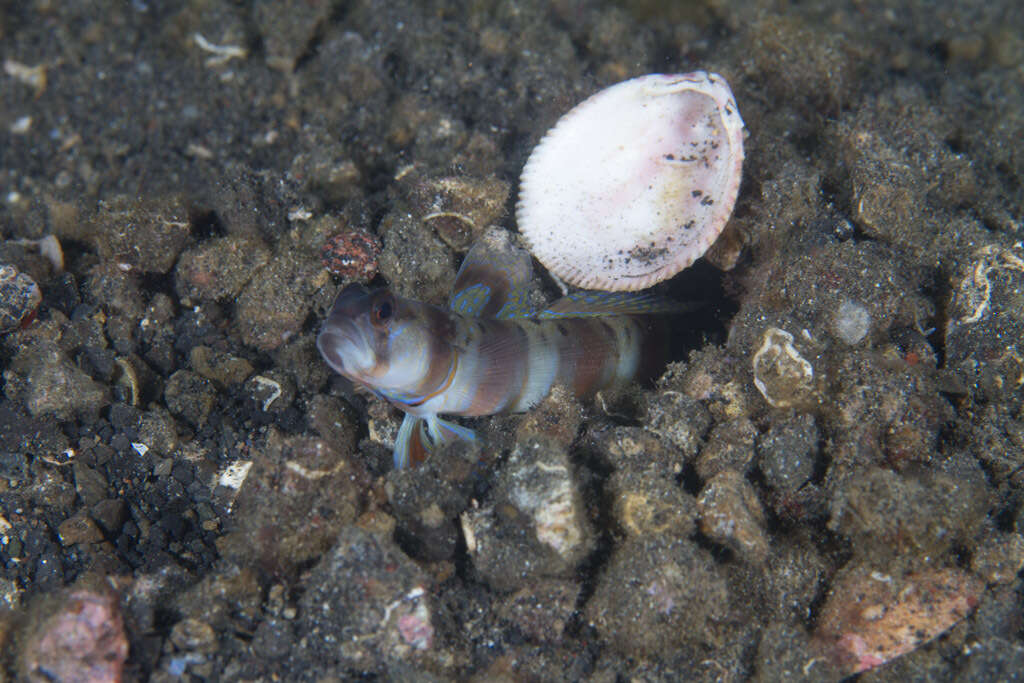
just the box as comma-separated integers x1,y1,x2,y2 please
393,413,477,469
394,414,427,469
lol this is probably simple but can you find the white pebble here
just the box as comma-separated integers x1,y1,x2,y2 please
834,300,871,345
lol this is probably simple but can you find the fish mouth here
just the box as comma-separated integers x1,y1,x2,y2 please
316,319,374,380
317,284,377,379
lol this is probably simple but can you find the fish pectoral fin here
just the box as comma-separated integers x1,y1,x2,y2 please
393,414,476,469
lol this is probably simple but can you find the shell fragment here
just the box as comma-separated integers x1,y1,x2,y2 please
518,72,745,291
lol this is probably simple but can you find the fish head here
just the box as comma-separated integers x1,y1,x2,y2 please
317,284,442,394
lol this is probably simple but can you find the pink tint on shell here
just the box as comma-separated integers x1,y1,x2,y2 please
517,72,745,291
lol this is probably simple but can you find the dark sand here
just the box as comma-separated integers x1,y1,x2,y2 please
1,0,1022,679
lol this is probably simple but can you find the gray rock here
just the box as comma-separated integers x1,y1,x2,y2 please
216,433,368,576
696,417,757,480
946,244,1024,405
462,435,594,591
644,390,712,462
607,468,697,540
752,622,838,683
757,413,819,494
590,426,681,477
163,370,217,427
73,463,108,507
586,536,728,657
234,250,321,351
827,462,990,564
387,446,476,562
377,210,455,304
497,580,580,644
175,236,271,303
4,340,109,420
295,525,448,675
697,469,770,565
91,195,190,274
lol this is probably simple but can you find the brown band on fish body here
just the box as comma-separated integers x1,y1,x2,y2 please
421,303,457,346
570,318,617,396
465,319,529,416
596,318,625,387
504,319,542,411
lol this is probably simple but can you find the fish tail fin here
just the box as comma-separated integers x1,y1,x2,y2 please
393,413,476,469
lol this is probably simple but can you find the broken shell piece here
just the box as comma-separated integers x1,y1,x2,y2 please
0,264,42,333
113,357,140,406
7,235,64,272
407,175,511,252
752,327,814,408
518,72,744,291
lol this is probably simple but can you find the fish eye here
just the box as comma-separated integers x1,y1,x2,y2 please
372,296,394,324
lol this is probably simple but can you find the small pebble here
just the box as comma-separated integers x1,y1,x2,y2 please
56,514,104,546
189,346,255,385
169,618,217,653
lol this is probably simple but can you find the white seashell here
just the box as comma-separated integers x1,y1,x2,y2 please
517,72,745,291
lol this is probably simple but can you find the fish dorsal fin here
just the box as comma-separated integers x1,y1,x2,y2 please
536,291,689,318
449,229,535,318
